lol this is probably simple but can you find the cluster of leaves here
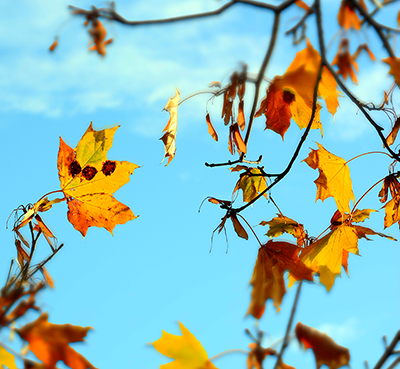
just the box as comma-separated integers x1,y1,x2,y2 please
2,0,400,368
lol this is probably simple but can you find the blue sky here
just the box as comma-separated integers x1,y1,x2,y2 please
0,1,399,368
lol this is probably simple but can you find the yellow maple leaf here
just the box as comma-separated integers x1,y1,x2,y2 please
303,143,354,215
161,88,180,166
230,165,268,203
260,214,306,246
152,322,218,369
0,345,18,369
57,123,139,236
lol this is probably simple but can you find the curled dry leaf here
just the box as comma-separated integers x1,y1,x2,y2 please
152,322,218,369
337,0,367,30
205,113,218,141
231,213,248,240
385,117,400,146
230,165,268,203
58,123,139,236
246,343,276,369
161,88,180,165
303,143,354,215
295,322,350,369
260,214,306,246
378,173,400,229
229,123,247,155
247,240,314,319
88,19,113,56
17,313,96,369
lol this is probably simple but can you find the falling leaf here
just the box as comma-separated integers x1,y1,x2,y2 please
260,214,306,246
383,56,400,85
337,0,367,30
0,345,18,369
296,322,350,369
293,209,395,290
385,117,400,146
205,113,218,141
303,143,354,215
230,165,268,203
152,322,218,369
161,88,180,166
17,313,96,369
49,37,58,52
57,123,139,236
88,20,113,56
379,173,400,229
247,240,314,319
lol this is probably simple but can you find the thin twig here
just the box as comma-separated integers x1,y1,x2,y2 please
373,330,400,369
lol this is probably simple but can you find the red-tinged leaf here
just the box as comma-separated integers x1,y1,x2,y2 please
161,88,180,165
296,322,350,369
260,214,306,246
238,100,246,131
205,113,218,141
231,214,248,240
17,313,96,369
386,117,400,146
247,240,314,319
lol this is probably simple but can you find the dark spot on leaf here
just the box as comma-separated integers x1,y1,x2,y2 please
102,160,116,176
70,161,81,177
82,166,97,180
283,90,295,104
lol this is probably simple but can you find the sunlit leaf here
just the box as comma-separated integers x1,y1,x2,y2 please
386,117,400,146
161,88,180,165
383,56,400,85
378,173,400,229
152,322,218,369
205,113,218,141
230,165,268,203
337,0,367,30
260,214,306,246
88,20,113,56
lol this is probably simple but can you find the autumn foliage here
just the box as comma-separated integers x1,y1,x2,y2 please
2,0,400,369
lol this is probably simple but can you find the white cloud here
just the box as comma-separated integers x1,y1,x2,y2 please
317,317,361,345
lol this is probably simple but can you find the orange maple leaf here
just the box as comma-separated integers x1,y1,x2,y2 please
247,240,314,319
292,209,395,290
303,143,354,215
383,56,400,86
17,313,96,369
161,88,180,165
296,322,350,369
337,0,367,30
152,322,218,369
230,165,268,203
88,19,113,56
260,214,306,246
57,123,139,236
379,173,400,229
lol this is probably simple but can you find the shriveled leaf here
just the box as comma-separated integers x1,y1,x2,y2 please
17,313,96,369
49,37,58,52
0,345,18,369
383,56,400,85
337,0,367,30
229,123,247,155
205,113,218,141
247,241,314,319
386,117,400,146
238,100,246,131
303,143,354,215
231,166,268,203
152,322,218,369
161,88,180,165
58,123,139,236
41,267,54,288
378,174,400,229
296,322,350,369
295,0,310,11
332,39,359,83
247,343,276,369
260,214,306,246
88,20,112,56
231,214,248,240
15,239,30,267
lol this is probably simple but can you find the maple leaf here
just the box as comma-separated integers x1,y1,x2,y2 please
303,143,354,215
152,322,218,369
88,19,113,56
17,313,96,369
230,165,268,203
247,240,314,319
383,56,400,86
161,88,180,166
337,0,367,30
57,123,139,237
260,214,306,246
292,209,395,290
0,345,18,369
296,322,350,369
378,173,400,229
